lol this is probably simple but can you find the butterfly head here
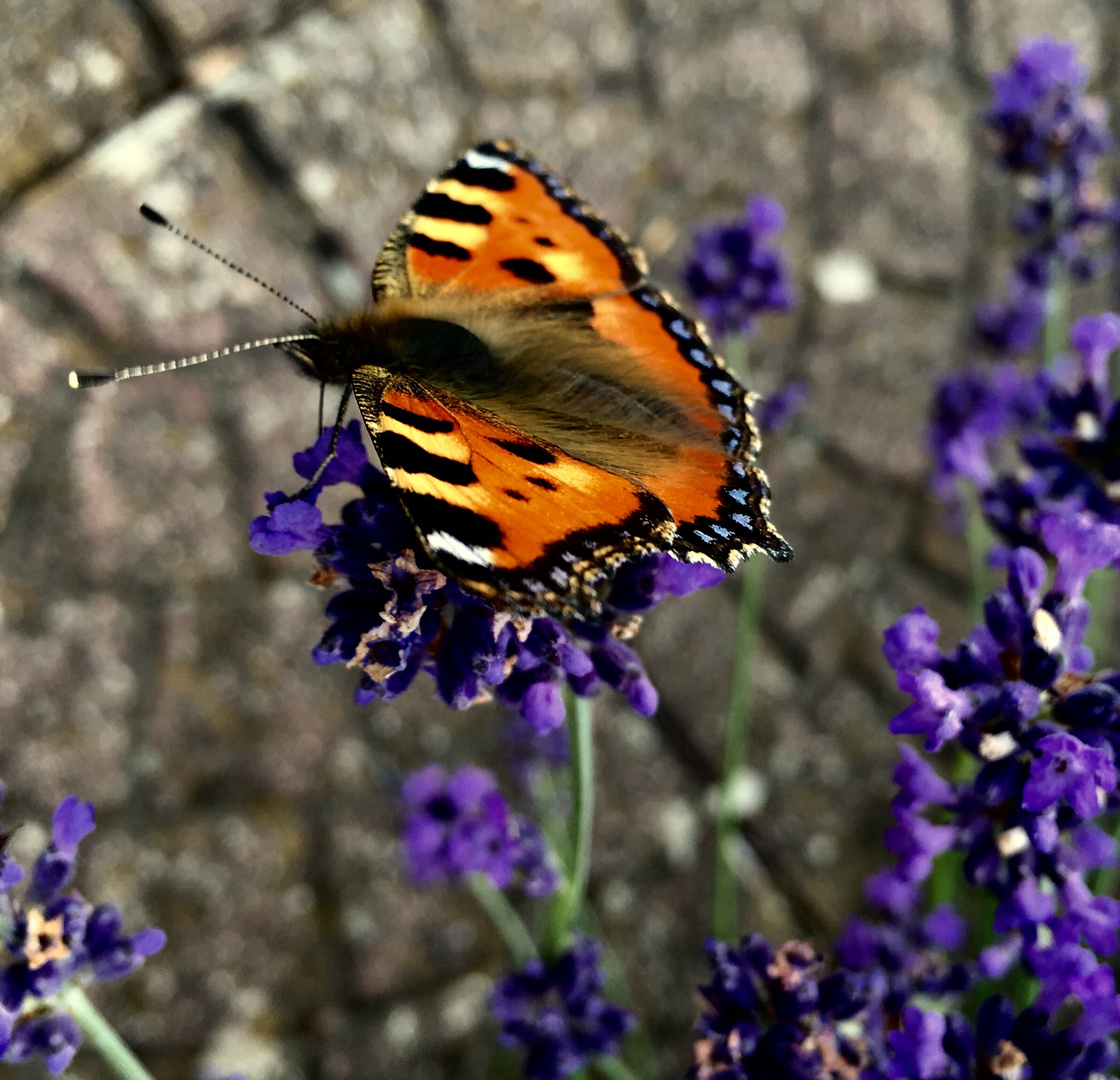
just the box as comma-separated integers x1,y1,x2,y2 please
280,306,506,393
279,324,359,385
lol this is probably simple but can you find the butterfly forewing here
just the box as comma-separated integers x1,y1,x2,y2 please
373,142,644,303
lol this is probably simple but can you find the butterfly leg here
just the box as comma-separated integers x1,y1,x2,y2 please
285,383,353,502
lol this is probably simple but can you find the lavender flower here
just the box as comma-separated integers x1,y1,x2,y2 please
491,936,632,1080
251,421,724,726
977,39,1113,356
400,765,557,897
692,513,1120,1076
931,314,1120,546
986,38,1107,180
682,195,795,338
689,936,873,1080
0,787,166,1072
872,512,1120,1018
756,381,807,434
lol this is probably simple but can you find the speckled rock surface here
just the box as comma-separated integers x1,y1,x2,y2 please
1,1,1117,1077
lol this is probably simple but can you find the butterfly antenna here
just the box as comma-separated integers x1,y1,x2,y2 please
68,333,319,389
138,204,318,324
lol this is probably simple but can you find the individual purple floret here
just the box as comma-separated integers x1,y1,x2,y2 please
490,936,632,1080
250,420,726,722
888,1006,950,1080
399,765,557,896
0,787,166,1072
682,195,795,338
756,381,807,434
1,1014,82,1074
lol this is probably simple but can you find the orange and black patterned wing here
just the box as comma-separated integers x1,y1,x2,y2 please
349,367,676,618
372,140,645,301
371,140,791,578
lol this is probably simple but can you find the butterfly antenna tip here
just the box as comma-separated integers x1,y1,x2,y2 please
136,203,317,323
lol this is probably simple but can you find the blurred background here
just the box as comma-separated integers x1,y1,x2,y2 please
0,0,1116,1076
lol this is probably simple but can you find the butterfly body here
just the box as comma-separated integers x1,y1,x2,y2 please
284,140,791,619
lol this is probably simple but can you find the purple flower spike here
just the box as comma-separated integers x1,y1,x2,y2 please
0,789,165,1071
399,765,555,895
1023,731,1116,819
492,936,633,1080
987,38,1103,176
683,194,796,338
690,936,873,1080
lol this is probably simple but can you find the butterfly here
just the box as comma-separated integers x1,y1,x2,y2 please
277,140,791,619
74,140,791,620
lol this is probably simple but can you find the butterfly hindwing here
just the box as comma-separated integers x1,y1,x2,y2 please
349,365,676,617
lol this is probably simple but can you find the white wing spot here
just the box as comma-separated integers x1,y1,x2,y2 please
426,531,496,567
465,149,511,172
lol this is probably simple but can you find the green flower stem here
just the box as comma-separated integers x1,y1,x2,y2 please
1043,268,1069,367
1089,809,1120,897
1083,569,1116,668
467,875,538,967
594,1054,646,1080
57,983,156,1080
721,334,749,380
581,908,663,1080
714,557,764,942
548,693,595,955
964,486,995,626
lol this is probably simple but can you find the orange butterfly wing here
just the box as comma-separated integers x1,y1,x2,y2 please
350,370,675,617
361,140,789,613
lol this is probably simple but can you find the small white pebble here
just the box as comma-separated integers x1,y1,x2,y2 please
813,250,878,304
